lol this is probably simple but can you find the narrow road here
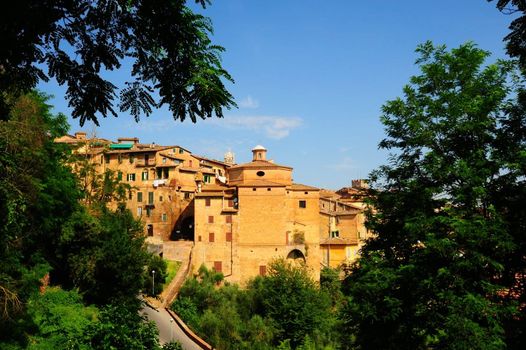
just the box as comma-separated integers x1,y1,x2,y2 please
141,304,203,350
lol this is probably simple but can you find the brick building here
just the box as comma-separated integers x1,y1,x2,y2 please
57,134,370,283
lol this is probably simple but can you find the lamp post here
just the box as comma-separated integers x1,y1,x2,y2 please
152,270,156,296
170,318,174,341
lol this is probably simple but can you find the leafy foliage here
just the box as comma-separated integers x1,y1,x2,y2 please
25,287,97,350
0,92,168,347
82,303,161,350
490,0,526,70
144,254,168,297
342,42,525,349
0,0,236,126
172,261,338,350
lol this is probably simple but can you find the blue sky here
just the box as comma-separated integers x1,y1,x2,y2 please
39,0,515,189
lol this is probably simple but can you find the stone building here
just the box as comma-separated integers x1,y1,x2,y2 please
57,133,370,283
193,145,322,283
55,132,230,243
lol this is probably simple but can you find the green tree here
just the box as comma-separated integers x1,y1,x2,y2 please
26,287,98,350
490,1,526,69
144,254,168,297
251,259,332,349
58,206,150,305
1,92,167,347
0,91,79,346
0,0,235,126
83,303,161,350
342,42,523,349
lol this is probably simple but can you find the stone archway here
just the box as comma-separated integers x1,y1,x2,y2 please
286,249,306,263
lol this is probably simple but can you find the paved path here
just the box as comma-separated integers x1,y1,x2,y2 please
141,304,202,350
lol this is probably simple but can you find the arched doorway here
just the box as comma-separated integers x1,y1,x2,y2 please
286,249,306,263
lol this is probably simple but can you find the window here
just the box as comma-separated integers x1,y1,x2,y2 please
162,213,167,222
209,232,215,242
208,216,214,224
162,157,167,164
213,261,222,272
147,224,153,236
252,188,256,191
129,155,134,164
189,160,193,167
331,230,340,238
137,192,143,202
203,174,211,183
226,232,232,242
127,173,135,181
142,171,149,181
117,171,122,181
299,200,307,208
137,207,142,216
267,188,271,191
159,195,163,202
146,207,151,217
179,148,184,154
128,192,133,200
259,265,267,276
226,215,232,224
257,171,265,177
104,154,110,163
184,192,191,199
148,192,154,205
304,191,308,195
228,199,234,207
205,198,211,207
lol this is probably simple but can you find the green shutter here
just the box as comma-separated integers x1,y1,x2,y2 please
148,192,154,204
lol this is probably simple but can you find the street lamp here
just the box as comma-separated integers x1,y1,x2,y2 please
152,270,156,296
170,318,174,340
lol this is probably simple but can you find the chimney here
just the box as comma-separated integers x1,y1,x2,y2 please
75,132,87,140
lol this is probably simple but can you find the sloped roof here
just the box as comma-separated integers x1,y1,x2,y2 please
234,179,287,187
289,183,319,191
228,160,292,170
320,237,356,245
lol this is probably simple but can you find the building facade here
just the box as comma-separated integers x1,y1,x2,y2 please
57,133,370,283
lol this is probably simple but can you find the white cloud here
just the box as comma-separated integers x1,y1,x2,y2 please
330,156,355,170
213,115,303,139
238,95,259,109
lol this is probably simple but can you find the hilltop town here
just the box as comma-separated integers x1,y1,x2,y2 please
56,131,371,283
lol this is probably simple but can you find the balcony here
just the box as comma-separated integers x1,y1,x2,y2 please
134,159,156,167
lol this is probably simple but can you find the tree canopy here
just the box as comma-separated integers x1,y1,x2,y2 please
0,91,172,348
342,42,526,349
490,0,526,69
0,0,235,126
